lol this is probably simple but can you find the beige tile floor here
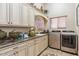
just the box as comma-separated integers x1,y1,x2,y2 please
40,48,77,56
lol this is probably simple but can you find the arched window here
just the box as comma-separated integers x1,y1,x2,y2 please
35,15,45,31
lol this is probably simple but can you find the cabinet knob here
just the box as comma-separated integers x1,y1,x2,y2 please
16,51,18,54
13,52,16,55
13,51,18,55
8,22,10,24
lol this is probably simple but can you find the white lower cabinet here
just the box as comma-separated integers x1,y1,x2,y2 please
41,36,48,51
0,50,15,56
0,46,15,56
27,39,35,56
44,36,48,48
0,42,28,56
35,35,48,56
14,46,27,56
35,38,42,56
35,43,41,56
14,42,28,56
0,35,48,56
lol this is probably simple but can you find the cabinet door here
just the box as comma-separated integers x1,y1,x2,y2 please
15,42,27,56
27,45,35,56
22,4,28,26
44,36,48,48
39,38,44,53
27,38,35,56
0,3,8,24
38,37,46,54
9,3,22,25
15,47,26,56
35,36,48,56
0,46,15,56
0,50,15,56
28,6,35,26
41,36,48,51
35,38,42,56
35,43,41,56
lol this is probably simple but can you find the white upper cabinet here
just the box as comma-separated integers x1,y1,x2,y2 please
0,3,35,27
9,3,22,25
0,3,8,24
28,5,35,26
21,4,28,26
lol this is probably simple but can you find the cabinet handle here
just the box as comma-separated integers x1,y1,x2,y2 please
15,51,18,54
13,51,18,55
11,22,12,24
13,52,16,55
44,38,46,40
8,22,10,24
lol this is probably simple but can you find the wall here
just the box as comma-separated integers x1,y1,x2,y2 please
47,3,77,31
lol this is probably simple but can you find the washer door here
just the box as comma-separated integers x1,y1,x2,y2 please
61,34,77,54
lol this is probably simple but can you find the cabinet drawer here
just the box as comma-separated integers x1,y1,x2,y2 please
17,42,27,47
27,45,35,56
35,37,45,43
0,45,15,54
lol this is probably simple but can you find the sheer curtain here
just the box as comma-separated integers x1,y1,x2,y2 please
51,18,58,29
50,16,67,29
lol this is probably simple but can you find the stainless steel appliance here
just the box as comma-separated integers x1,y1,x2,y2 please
61,31,78,54
49,30,61,49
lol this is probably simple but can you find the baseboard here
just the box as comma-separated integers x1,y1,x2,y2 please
61,50,78,55
38,46,48,56
49,46,61,50
49,46,77,55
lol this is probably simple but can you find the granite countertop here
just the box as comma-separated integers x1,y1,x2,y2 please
0,34,47,49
